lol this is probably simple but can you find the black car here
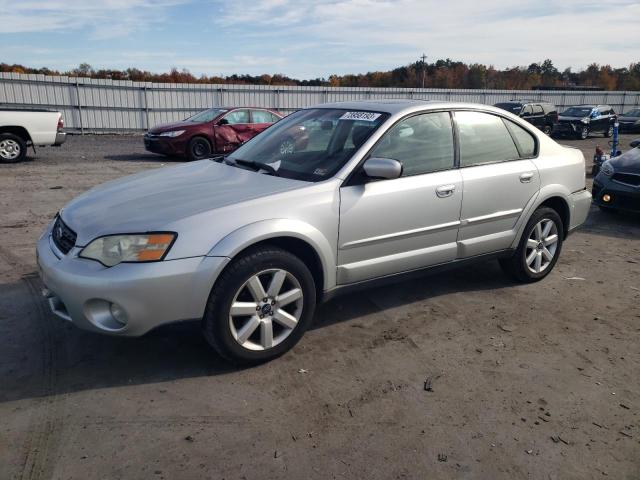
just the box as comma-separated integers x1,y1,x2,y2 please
494,100,558,135
554,105,616,140
592,144,640,213
618,108,640,133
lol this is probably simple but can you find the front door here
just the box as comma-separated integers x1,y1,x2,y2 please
214,109,252,153
338,111,462,284
453,111,541,257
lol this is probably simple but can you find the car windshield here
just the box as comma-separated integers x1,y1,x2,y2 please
623,109,640,117
561,107,593,117
225,108,389,182
185,108,228,123
495,103,523,114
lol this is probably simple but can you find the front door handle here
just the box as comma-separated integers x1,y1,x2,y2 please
436,184,456,198
520,172,534,183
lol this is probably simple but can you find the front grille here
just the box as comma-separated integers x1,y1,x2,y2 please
612,172,640,187
52,216,77,254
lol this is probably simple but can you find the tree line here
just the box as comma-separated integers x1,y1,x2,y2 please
2,59,639,90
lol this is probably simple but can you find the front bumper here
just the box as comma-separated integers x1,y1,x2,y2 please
553,122,581,136
143,134,182,155
54,132,67,146
36,223,229,336
592,177,640,213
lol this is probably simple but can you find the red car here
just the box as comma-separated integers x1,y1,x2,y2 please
144,107,282,160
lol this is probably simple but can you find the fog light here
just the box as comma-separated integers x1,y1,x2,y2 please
602,194,611,203
109,303,128,326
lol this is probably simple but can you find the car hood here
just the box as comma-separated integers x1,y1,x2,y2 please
61,160,307,245
609,147,640,173
148,120,202,133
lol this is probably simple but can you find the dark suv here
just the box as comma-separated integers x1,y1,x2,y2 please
554,105,616,140
494,100,558,135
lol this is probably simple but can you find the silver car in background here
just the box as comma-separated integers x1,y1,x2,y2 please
37,100,591,363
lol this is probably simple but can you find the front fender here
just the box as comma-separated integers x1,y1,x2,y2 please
207,218,336,290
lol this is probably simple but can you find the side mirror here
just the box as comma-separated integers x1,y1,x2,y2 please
218,118,229,126
362,157,402,180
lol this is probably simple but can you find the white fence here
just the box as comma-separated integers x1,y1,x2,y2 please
1,72,639,133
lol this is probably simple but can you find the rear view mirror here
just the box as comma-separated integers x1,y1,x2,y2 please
363,157,402,180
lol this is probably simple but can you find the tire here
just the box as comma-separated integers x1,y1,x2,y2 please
604,125,613,138
0,133,27,164
186,136,212,161
542,124,552,136
499,207,564,283
202,245,316,364
577,126,589,140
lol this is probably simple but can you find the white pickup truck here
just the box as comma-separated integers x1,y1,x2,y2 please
0,109,66,163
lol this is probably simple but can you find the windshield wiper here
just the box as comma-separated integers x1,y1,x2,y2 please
208,154,226,163
233,159,280,177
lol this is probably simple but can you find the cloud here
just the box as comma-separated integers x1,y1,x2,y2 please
213,0,640,71
0,0,189,39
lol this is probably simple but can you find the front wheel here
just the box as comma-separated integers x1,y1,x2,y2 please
499,207,563,283
604,125,614,138
578,126,589,140
202,245,316,364
186,136,212,161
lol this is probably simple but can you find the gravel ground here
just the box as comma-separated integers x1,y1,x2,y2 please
1,133,639,480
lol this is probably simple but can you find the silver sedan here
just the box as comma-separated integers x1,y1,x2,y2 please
37,100,591,363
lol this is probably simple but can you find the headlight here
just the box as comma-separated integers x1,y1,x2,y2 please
601,161,614,177
79,233,177,267
581,118,590,124
159,130,185,137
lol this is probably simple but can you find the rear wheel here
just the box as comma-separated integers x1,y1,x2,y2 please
542,124,552,136
604,125,614,138
202,245,316,364
499,207,563,283
0,133,27,164
187,136,212,161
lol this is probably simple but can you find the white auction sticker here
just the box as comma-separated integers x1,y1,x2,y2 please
339,111,382,122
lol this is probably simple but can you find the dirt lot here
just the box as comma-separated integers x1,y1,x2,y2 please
1,133,639,480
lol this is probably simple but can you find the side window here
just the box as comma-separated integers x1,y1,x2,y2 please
504,119,536,157
223,110,249,125
251,110,277,124
521,105,533,116
456,111,519,167
370,112,454,176
532,105,544,115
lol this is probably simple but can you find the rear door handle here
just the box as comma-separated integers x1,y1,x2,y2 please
520,172,534,183
436,184,456,198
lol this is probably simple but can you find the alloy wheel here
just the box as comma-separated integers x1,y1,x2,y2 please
580,127,588,139
0,139,20,161
228,269,303,351
525,219,559,274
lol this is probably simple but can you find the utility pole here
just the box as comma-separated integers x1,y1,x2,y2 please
419,53,427,89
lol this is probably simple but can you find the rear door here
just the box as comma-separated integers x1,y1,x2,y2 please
338,111,462,284
454,111,540,258
214,109,252,152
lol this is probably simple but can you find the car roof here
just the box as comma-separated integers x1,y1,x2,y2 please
315,99,508,116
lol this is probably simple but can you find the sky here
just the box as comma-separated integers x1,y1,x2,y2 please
1,0,638,79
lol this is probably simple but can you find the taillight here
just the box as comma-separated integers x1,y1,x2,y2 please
57,116,64,130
